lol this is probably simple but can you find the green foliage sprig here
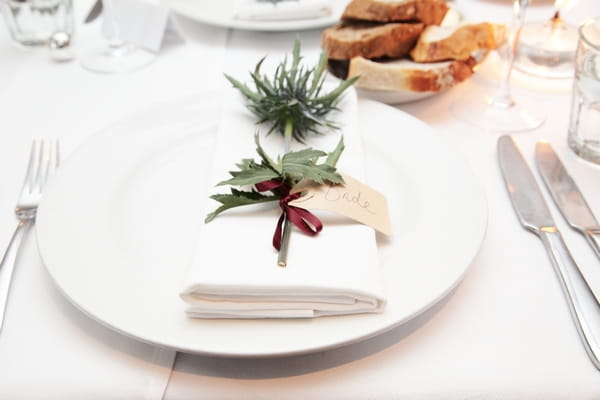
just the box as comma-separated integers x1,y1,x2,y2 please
205,134,344,223
224,38,359,143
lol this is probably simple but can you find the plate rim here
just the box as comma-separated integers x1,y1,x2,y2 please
163,0,344,32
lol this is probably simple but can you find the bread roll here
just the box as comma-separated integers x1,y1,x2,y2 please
410,22,506,62
322,21,424,60
347,56,476,92
342,0,450,26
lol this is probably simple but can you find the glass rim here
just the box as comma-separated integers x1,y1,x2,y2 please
579,17,600,51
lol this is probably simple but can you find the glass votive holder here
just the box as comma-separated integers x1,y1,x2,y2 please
567,17,600,165
0,0,73,46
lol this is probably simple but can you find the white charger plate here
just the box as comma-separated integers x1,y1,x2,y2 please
162,0,347,31
36,95,487,357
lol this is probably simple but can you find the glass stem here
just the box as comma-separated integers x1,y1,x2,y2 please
102,0,125,49
277,118,294,267
491,0,528,109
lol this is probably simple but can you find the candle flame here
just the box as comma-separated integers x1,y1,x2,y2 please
554,0,578,11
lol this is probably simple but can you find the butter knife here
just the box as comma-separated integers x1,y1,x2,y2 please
498,135,600,370
535,141,600,260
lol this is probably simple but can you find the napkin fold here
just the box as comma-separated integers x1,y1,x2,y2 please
233,0,333,21
180,88,386,318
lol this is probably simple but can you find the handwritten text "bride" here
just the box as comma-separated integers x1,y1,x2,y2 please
324,186,376,215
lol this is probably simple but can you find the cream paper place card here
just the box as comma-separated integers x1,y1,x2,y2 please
290,173,392,236
101,0,184,53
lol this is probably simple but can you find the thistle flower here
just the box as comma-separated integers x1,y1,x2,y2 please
224,37,359,144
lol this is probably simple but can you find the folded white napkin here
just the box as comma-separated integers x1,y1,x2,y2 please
180,88,386,318
233,0,333,21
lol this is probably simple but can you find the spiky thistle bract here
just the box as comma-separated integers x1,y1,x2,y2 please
224,38,359,143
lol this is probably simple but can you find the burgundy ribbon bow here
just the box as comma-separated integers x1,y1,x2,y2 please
255,179,323,250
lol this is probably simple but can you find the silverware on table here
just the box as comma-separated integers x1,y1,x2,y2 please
498,135,600,370
0,140,59,333
535,141,600,260
84,0,103,24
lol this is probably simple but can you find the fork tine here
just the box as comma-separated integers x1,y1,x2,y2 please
41,140,59,190
35,140,46,194
38,140,51,191
22,140,39,195
54,141,60,169
37,139,59,191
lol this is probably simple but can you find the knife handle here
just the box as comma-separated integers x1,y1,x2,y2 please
540,228,600,369
583,227,600,260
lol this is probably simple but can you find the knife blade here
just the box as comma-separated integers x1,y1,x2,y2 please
535,141,600,259
498,135,600,370
84,0,103,24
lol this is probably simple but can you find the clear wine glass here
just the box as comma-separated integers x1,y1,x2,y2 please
79,0,155,73
515,0,580,79
452,0,545,132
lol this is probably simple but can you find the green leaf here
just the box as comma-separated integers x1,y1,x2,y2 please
254,133,281,173
254,56,267,75
285,163,344,185
224,74,260,103
283,148,327,163
282,148,343,185
309,51,328,96
250,72,275,97
217,165,279,187
235,158,258,171
289,37,301,82
205,189,279,223
315,76,360,104
325,136,345,168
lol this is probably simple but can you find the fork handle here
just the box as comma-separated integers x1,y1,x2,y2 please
539,229,600,370
0,219,33,332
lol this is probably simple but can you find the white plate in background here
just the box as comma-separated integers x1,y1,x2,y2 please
162,0,347,31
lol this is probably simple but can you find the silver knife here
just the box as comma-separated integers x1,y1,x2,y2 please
498,135,600,370
536,141,600,259
84,0,103,24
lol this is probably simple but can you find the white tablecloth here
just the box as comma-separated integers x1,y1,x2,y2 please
1,0,600,398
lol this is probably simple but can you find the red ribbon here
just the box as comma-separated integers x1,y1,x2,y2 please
255,179,323,250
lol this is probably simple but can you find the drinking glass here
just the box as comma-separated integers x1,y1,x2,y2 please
452,0,546,132
567,17,600,164
0,0,73,46
78,0,154,73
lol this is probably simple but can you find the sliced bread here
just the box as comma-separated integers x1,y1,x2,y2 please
347,56,475,92
410,22,506,62
342,0,450,26
322,21,424,60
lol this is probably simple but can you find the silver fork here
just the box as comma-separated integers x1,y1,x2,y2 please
0,140,59,332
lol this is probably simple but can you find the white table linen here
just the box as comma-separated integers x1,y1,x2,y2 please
1,0,600,398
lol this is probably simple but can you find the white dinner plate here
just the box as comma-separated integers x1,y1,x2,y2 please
162,0,347,31
36,94,487,357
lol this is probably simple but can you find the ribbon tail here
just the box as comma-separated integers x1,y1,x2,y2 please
272,211,286,251
286,206,323,236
